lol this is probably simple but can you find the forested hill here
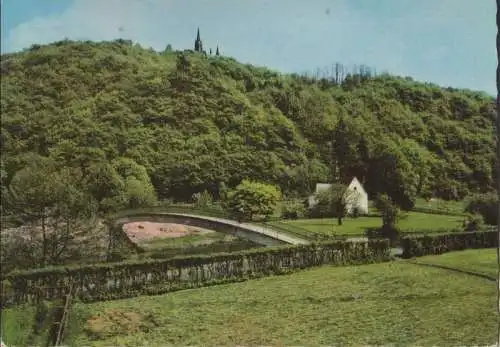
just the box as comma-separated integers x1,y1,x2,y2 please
0,39,496,209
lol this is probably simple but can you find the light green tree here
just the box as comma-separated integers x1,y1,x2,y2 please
223,180,281,222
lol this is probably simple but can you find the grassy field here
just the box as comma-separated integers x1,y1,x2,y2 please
413,249,498,278
1,304,37,347
266,211,465,238
23,250,493,346
131,231,261,260
139,231,237,250
413,198,466,216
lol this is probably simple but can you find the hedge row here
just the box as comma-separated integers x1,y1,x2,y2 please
400,230,498,258
1,239,391,306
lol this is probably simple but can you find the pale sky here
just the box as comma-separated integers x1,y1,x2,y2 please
1,0,495,95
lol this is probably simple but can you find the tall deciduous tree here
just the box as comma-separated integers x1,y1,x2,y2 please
84,157,157,213
373,193,400,231
368,140,419,210
333,116,358,182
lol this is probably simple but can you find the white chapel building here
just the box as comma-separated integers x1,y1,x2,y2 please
308,177,369,215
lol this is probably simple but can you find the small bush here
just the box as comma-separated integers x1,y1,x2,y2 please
307,190,332,218
159,198,174,206
192,190,213,208
463,213,484,232
464,193,498,225
281,200,306,220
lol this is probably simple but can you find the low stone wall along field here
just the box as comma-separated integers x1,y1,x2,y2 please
1,240,391,306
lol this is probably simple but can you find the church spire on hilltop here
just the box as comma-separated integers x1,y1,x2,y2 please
194,27,203,53
192,27,220,56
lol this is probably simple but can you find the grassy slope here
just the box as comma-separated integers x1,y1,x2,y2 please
414,249,498,278
268,211,465,237
139,231,234,250
59,250,497,346
413,198,466,216
1,304,37,346
133,231,260,260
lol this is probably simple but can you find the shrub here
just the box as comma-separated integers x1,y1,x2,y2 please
159,198,174,206
463,213,484,232
464,193,498,225
222,180,281,222
281,200,307,220
307,189,332,218
192,190,213,208
218,182,228,201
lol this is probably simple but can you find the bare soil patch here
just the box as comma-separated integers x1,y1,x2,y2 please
84,309,159,340
122,222,214,243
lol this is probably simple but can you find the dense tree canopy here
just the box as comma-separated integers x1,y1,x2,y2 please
0,39,496,211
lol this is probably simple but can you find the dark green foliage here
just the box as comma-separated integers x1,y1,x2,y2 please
464,193,498,225
1,239,391,306
373,194,400,229
33,301,50,335
23,301,55,346
371,194,403,245
0,40,496,205
463,214,484,232
401,231,497,258
330,184,349,219
192,190,214,207
369,141,418,210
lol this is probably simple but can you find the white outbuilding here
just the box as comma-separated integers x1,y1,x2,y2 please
308,177,369,215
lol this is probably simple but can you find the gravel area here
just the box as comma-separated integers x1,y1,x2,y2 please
122,222,214,242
